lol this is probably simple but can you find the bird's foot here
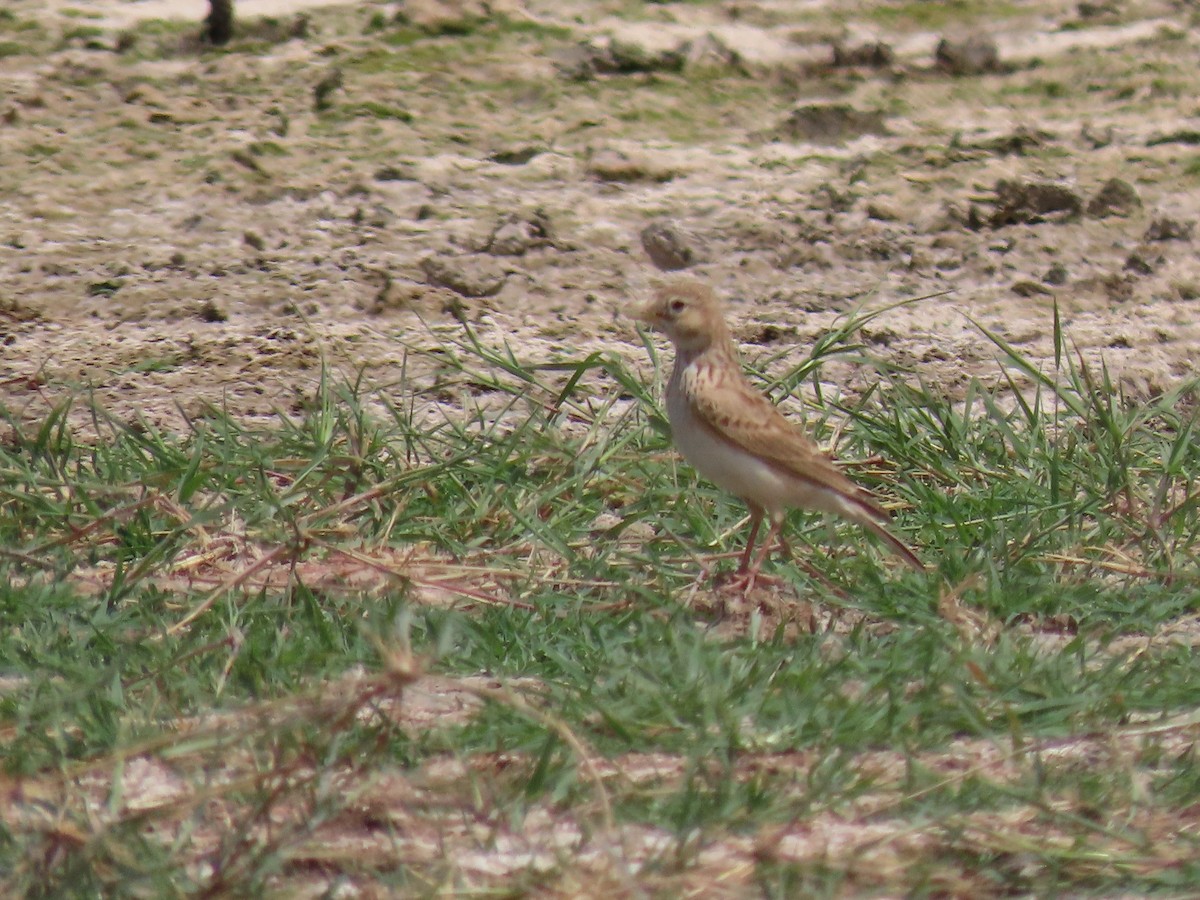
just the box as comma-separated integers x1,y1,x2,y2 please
715,568,785,595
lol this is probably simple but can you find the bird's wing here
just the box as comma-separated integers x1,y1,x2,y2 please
684,359,889,519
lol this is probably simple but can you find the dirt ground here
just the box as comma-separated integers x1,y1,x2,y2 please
3,2,1200,891
2,0,1199,439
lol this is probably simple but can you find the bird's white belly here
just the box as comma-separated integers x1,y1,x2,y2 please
667,382,854,518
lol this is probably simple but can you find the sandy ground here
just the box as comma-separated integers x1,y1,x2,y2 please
2,0,1198,435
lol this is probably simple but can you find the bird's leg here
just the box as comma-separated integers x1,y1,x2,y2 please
743,515,785,588
722,506,787,594
735,504,764,574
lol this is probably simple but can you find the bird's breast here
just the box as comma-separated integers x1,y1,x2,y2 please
666,359,851,518
667,363,791,509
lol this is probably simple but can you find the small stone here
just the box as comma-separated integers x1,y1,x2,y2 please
683,33,743,71
866,200,901,222
313,68,343,112
421,255,506,298
1043,263,1069,285
1012,280,1054,297
373,165,413,181
934,36,1002,75
556,36,687,78
640,221,699,271
605,38,685,74
484,211,552,256
397,0,490,35
488,146,543,166
198,299,228,322
359,271,423,314
122,83,171,108
1144,216,1194,242
587,148,676,183
1123,251,1156,275
772,103,889,144
975,126,1052,156
1087,178,1141,218
1077,2,1119,20
990,179,1082,227
831,40,894,68
1172,280,1200,301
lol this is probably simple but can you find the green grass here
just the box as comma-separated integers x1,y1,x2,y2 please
1,308,1198,894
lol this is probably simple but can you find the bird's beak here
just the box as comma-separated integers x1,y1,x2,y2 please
631,302,658,325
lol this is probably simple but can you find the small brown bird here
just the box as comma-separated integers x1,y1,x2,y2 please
635,279,924,590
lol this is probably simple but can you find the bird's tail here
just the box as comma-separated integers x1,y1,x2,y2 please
816,480,927,573
861,514,926,573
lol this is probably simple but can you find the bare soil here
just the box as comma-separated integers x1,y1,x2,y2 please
3,0,1200,892
3,0,1199,439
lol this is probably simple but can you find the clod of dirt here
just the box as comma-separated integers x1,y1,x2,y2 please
313,68,344,112
683,33,744,71
373,165,415,181
1123,250,1158,275
0,297,40,326
640,221,701,271
562,37,685,78
1098,272,1135,302
488,146,544,166
1077,1,1120,19
866,200,901,222
587,148,677,183
420,255,506,298
396,0,491,35
1081,122,1114,148
1012,279,1054,297
746,323,796,344
770,103,889,144
607,38,685,73
482,211,552,256
1043,263,1069,285
1172,279,1200,301
813,182,856,213
989,179,1083,227
974,126,1053,156
934,36,1003,75
197,299,228,322
1146,129,1200,147
359,272,425,314
1087,178,1142,218
122,83,171,109
1144,216,1194,242
830,40,894,69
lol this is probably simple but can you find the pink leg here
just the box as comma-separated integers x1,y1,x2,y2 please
742,515,783,591
736,504,764,574
724,507,787,595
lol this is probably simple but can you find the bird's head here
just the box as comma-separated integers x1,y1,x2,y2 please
634,280,729,353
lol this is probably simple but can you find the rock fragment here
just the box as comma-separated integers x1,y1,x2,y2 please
934,36,1003,75
771,103,889,144
640,222,701,271
1087,178,1141,218
1144,216,1194,242
989,179,1082,227
421,255,506,297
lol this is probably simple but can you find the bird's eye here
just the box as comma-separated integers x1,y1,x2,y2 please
668,299,686,315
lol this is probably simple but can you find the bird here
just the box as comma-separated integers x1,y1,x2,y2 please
634,278,924,591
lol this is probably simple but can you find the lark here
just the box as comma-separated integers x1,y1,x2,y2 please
635,279,924,591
